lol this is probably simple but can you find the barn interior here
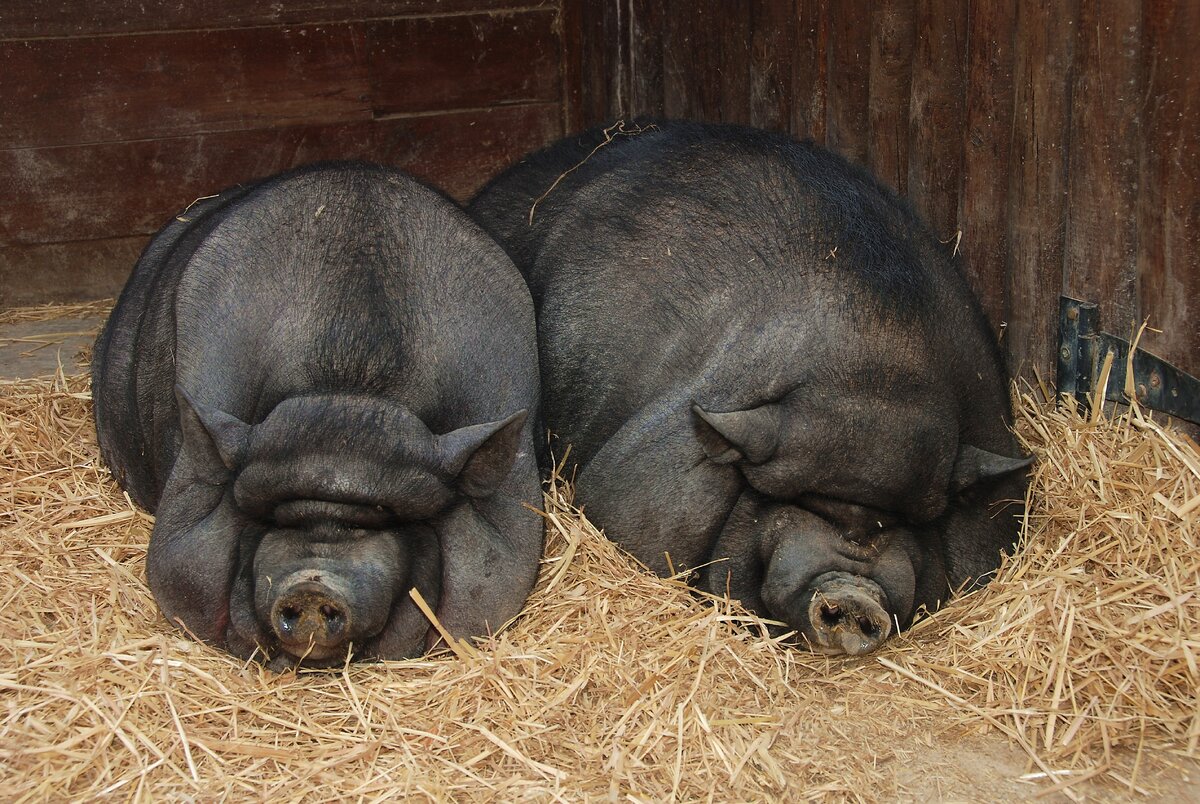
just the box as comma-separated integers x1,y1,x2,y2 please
2,2,1198,799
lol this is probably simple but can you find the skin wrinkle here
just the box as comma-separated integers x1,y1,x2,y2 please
93,163,542,667
471,121,1028,655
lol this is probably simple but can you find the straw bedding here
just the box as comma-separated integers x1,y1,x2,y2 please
1,304,1197,801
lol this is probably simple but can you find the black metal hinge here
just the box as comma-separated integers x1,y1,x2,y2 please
1057,296,1200,425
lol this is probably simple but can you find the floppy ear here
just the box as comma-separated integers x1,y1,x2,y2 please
175,385,251,474
692,402,781,464
148,389,251,649
435,410,528,498
951,444,1033,493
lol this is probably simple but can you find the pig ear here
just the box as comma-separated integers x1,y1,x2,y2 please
692,403,781,465
436,410,528,498
951,444,1033,492
175,385,251,473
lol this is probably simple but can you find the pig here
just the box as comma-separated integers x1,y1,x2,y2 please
470,122,1030,656
92,162,543,668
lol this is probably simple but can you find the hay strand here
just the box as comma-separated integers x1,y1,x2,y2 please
1,302,1197,799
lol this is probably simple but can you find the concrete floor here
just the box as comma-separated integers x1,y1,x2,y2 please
0,314,105,380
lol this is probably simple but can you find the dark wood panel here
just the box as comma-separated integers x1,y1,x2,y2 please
825,2,871,164
867,0,914,193
906,0,967,242
1006,2,1076,378
368,10,561,115
628,0,667,117
715,6,753,123
387,104,564,198
1064,0,1141,343
1138,0,1200,376
0,25,369,149
958,0,1016,335
0,238,147,307
663,2,729,120
791,0,828,143
749,0,796,130
0,104,562,246
576,0,622,122
559,0,585,131
0,0,540,40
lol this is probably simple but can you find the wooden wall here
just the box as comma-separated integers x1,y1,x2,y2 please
0,0,581,306
577,0,1200,382
4,1,1197,385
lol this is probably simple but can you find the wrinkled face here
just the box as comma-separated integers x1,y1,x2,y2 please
147,391,528,669
230,480,450,669
702,492,944,655
693,382,1029,656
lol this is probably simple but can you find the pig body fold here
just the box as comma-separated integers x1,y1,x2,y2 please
471,122,1030,655
93,163,543,667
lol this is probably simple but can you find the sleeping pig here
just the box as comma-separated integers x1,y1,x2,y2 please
93,162,542,668
470,122,1030,656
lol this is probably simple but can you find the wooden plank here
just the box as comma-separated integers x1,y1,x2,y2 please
0,104,563,246
367,9,561,115
1138,0,1200,377
867,0,915,193
663,2,719,119
559,0,586,132
1064,0,1142,344
628,0,666,118
958,0,1016,335
715,4,753,123
1006,1,1076,379
0,24,369,149
0,238,148,307
825,2,871,164
576,0,622,123
749,0,796,131
791,0,828,143
906,0,967,242
0,1,535,40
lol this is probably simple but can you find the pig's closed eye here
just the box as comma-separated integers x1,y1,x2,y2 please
798,494,899,532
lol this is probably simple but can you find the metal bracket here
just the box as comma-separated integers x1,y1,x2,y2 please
1057,296,1200,425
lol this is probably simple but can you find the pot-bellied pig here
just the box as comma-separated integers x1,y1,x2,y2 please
93,163,542,669
470,122,1030,656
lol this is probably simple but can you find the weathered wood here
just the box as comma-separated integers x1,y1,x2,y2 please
791,0,828,143
958,0,1016,336
0,238,148,307
716,5,754,123
663,2,723,119
559,0,586,132
907,0,967,243
0,0,533,39
1138,0,1200,377
825,2,871,164
1064,0,1142,344
576,0,622,122
749,0,796,130
0,104,562,246
628,0,666,117
0,24,369,149
867,0,915,193
1006,1,1076,378
368,10,561,115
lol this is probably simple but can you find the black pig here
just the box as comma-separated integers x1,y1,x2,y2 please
93,163,542,668
471,122,1030,656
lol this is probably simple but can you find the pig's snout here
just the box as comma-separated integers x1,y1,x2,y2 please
805,572,892,656
270,578,354,661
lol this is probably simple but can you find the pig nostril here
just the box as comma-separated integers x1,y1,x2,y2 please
320,603,345,632
278,605,301,633
819,602,842,628
857,615,880,638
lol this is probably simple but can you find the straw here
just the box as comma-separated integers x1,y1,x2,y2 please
1,302,1196,800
